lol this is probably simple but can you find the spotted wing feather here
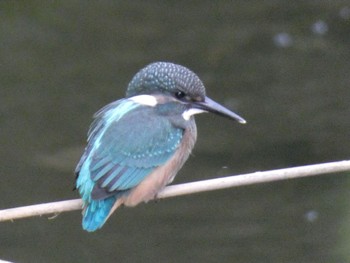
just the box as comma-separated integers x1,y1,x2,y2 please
76,99,183,201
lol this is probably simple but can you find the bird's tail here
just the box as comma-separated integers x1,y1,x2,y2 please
82,196,120,232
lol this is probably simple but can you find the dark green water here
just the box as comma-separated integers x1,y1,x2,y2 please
1,1,350,262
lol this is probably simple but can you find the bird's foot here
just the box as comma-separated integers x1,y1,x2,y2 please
153,194,161,203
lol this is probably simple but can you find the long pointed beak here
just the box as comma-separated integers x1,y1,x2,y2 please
193,96,246,124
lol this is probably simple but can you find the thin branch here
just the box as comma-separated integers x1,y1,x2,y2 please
1,160,349,222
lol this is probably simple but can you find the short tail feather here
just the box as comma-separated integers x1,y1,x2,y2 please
82,196,117,232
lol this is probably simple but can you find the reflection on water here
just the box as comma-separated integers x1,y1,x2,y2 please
1,1,350,262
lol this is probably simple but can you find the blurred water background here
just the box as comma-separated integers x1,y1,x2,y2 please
1,1,350,262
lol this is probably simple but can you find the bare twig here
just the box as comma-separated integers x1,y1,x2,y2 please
0,160,349,222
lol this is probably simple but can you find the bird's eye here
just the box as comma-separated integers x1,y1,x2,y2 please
175,91,186,99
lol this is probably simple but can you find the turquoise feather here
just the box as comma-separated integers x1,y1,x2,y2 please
75,98,183,231
74,62,233,232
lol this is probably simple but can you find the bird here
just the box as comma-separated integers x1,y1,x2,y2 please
75,62,246,232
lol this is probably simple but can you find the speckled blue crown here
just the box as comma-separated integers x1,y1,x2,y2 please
126,62,206,98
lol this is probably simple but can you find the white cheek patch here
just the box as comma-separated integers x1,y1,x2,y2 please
182,108,207,120
130,95,157,106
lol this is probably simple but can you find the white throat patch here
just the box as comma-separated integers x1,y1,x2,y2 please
130,95,157,106
182,108,206,120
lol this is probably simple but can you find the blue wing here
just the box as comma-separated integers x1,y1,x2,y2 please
77,98,183,198
75,98,183,231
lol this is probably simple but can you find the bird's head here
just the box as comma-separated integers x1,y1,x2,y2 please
126,62,246,124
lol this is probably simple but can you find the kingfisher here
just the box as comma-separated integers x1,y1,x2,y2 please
75,62,246,232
